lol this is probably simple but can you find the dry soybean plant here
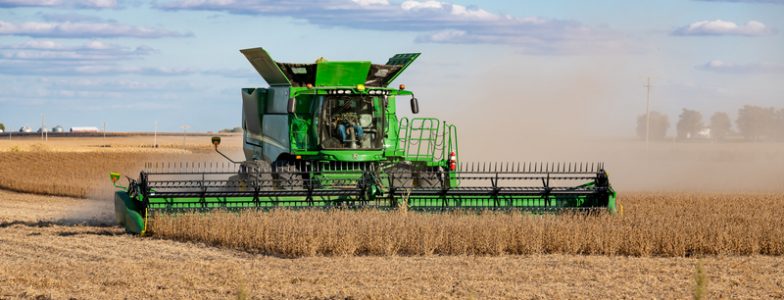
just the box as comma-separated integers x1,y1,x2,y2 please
150,192,784,257
0,152,153,199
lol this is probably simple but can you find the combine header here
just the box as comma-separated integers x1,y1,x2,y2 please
112,48,616,234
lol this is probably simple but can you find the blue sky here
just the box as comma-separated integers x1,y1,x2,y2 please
0,0,782,135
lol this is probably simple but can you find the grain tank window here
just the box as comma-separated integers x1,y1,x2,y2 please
320,95,382,149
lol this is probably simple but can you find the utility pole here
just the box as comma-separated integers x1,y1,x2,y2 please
41,113,46,142
103,121,107,144
644,77,652,148
154,121,158,148
180,124,190,149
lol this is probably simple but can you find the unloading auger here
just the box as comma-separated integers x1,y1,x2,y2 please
111,48,617,234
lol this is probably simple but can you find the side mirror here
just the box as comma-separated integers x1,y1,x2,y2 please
287,98,297,114
211,136,221,148
110,172,120,184
410,97,419,114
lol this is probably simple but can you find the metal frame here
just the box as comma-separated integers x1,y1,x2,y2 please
133,161,613,212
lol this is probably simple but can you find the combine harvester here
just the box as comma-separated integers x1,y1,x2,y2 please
112,48,617,234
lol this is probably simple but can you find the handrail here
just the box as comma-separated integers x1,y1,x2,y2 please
395,117,457,163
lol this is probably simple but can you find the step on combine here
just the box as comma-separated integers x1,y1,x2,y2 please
111,48,617,234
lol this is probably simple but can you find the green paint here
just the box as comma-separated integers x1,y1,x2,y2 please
111,48,617,235
315,61,371,87
114,191,145,235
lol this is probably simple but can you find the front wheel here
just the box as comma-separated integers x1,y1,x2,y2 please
272,161,303,190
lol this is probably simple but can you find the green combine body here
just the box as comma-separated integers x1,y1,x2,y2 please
112,48,616,234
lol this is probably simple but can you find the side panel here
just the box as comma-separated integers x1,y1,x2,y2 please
242,88,265,139
266,86,291,114
242,88,267,161
383,96,400,157
114,191,145,234
262,115,290,162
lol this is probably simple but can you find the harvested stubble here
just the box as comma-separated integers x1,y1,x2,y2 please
151,192,784,257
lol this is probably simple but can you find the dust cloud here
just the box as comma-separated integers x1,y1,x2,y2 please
437,61,784,193
58,198,116,227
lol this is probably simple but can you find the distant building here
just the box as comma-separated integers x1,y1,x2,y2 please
0,128,4,133
19,126,32,133
52,125,65,133
69,126,100,133
37,127,49,133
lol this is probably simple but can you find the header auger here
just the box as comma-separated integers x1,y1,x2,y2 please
112,48,616,234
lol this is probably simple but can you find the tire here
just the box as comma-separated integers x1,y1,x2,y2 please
272,161,304,190
228,160,274,191
415,167,443,188
388,163,414,189
243,160,275,190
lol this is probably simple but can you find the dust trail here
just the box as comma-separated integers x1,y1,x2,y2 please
57,198,116,227
429,59,784,192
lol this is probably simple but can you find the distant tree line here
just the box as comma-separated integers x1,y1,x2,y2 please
219,126,243,133
636,105,784,142
0,122,5,132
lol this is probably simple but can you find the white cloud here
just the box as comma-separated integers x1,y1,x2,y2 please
0,40,246,78
73,65,196,75
0,40,177,77
696,60,784,73
449,4,495,19
352,0,388,6
156,0,625,54
674,20,774,36
37,12,114,23
401,0,442,10
0,40,154,60
0,0,118,9
418,29,465,42
0,20,191,38
0,59,199,76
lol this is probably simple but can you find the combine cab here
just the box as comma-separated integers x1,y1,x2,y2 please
112,48,616,234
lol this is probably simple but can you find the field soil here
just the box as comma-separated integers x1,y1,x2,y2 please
2,191,783,299
1,136,783,298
